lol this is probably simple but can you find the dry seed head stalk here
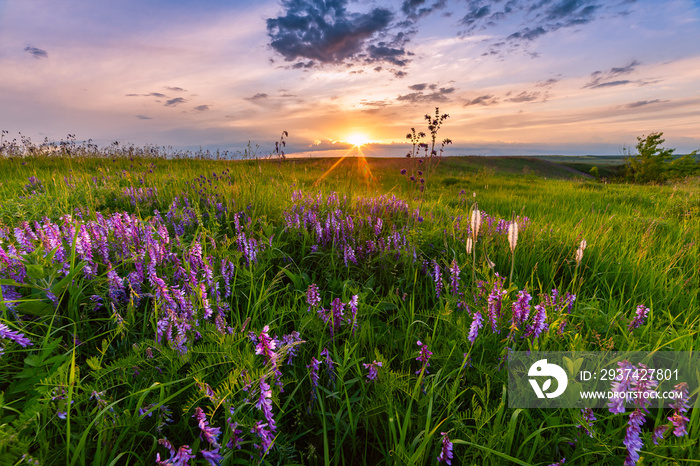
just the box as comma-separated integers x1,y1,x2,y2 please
508,219,518,253
466,237,473,254
470,204,481,240
575,239,587,265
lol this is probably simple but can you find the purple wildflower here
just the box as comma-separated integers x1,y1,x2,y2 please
281,331,303,365
608,360,636,414
510,290,532,330
525,303,548,340
628,304,649,330
320,348,335,383
226,409,243,449
156,443,196,466
437,432,453,465
653,425,668,445
577,408,596,438
432,260,442,298
0,323,33,348
363,360,383,382
307,357,321,409
306,283,321,312
193,407,221,447
348,295,359,335
669,382,690,437
486,274,506,333
415,340,433,375
623,409,645,466
449,260,460,295
250,420,274,454
254,325,277,365
256,377,276,433
201,448,222,466
468,311,483,344
400,168,407,175
548,460,566,466
330,297,344,337
631,363,658,411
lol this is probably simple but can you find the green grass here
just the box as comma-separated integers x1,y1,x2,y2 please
0,152,698,465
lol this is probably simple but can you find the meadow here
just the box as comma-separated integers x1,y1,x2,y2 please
0,147,698,465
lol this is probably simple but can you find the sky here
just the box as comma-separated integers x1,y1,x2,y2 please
1,0,699,157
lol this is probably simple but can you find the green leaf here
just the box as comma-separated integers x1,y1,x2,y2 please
24,264,45,281
50,261,86,295
14,299,53,317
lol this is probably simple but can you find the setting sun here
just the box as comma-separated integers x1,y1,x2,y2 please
346,134,369,147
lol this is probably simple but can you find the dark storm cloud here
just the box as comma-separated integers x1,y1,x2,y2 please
24,45,48,59
584,60,640,88
397,86,455,103
164,97,187,106
463,94,499,106
266,0,397,65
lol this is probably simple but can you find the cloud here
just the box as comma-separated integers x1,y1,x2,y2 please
136,115,152,120
508,26,547,41
536,78,560,87
461,4,491,27
397,86,455,103
366,43,410,66
266,0,399,66
402,0,447,21
584,60,640,88
126,92,167,98
460,0,604,50
589,80,632,88
506,91,544,102
409,83,428,91
625,99,663,108
463,94,499,106
292,60,315,69
164,97,187,106
193,105,210,112
245,93,269,102
165,86,186,92
24,45,48,59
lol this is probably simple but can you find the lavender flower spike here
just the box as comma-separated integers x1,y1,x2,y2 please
415,340,433,375
669,382,690,437
628,304,649,330
468,311,483,344
437,432,453,465
623,409,645,466
0,323,33,347
363,360,383,382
